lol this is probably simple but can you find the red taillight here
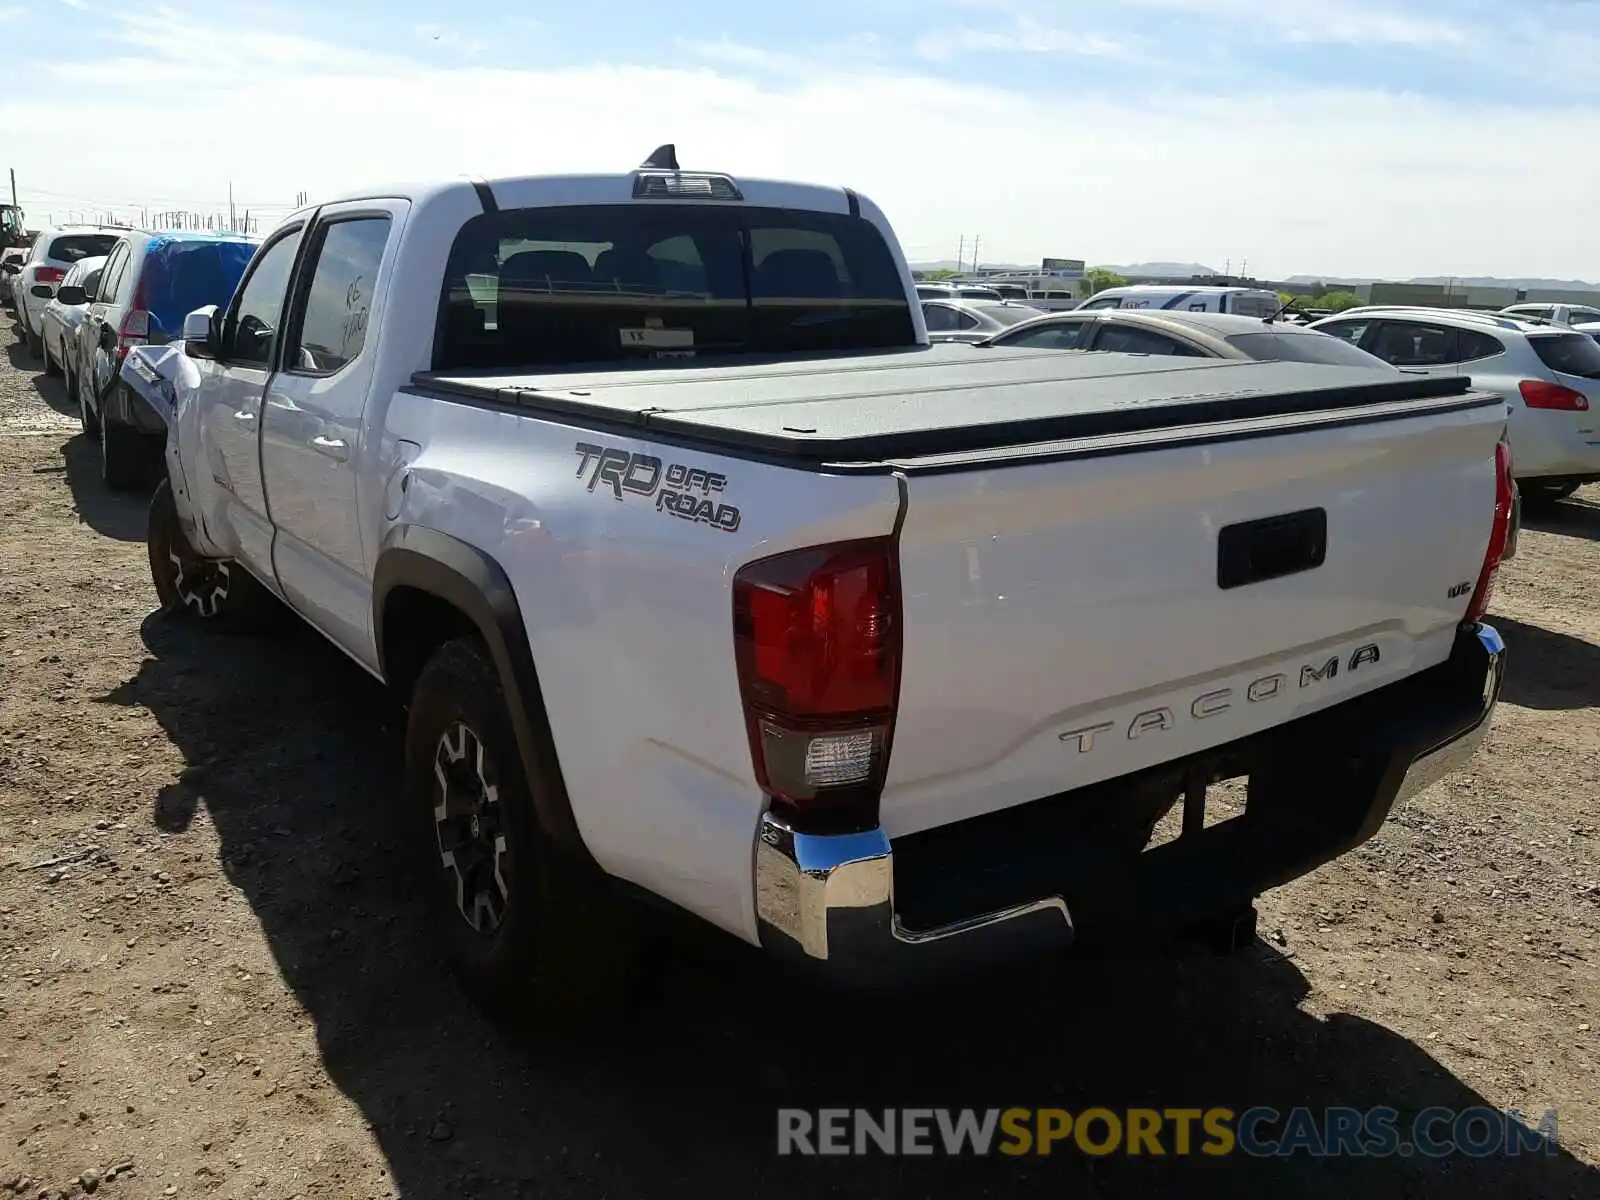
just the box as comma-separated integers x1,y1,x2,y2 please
34,266,65,285
117,309,150,350
1519,380,1589,411
1464,437,1514,623
732,537,901,831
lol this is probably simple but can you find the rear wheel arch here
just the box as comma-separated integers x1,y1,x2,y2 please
373,527,594,868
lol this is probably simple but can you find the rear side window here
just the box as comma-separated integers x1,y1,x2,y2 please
996,320,1090,349
1094,325,1206,356
1456,329,1505,362
97,243,130,303
1315,319,1370,347
1368,321,1458,366
1080,297,1121,310
49,234,119,263
1530,333,1600,379
1224,331,1391,367
286,218,391,373
436,204,912,370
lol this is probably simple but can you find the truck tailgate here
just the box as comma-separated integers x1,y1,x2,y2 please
881,393,1507,837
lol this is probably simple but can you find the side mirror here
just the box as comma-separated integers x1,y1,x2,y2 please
183,306,219,360
55,284,86,306
30,283,53,299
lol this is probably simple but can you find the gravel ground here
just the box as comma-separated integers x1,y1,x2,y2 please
0,333,1597,1199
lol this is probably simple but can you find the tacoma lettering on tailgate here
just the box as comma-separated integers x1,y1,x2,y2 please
573,442,742,533
1058,643,1381,753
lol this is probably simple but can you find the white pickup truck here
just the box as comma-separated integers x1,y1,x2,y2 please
145,147,1513,1009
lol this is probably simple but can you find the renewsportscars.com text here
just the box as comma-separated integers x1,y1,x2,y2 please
776,1106,1560,1158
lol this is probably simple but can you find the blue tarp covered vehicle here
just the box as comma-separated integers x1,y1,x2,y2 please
137,234,257,342
118,234,257,426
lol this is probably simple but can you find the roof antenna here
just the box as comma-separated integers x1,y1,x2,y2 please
639,144,679,170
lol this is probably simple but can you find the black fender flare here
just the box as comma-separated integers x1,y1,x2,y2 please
372,525,594,867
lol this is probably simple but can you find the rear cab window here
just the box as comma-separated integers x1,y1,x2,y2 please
48,234,120,264
435,204,913,369
1530,333,1600,379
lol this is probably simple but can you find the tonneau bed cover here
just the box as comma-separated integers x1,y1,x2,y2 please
412,343,1490,467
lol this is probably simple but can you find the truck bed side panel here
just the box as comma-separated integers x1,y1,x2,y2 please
383,389,902,943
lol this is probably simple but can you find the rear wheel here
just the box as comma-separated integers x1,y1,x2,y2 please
405,636,635,1017
24,320,42,359
101,414,144,491
42,337,61,377
147,477,282,632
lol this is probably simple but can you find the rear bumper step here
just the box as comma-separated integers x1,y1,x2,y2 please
753,621,1505,986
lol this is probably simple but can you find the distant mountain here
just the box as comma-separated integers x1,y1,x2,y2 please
1285,274,1600,291
1102,261,1218,278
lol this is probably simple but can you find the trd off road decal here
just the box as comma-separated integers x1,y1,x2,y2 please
573,442,742,533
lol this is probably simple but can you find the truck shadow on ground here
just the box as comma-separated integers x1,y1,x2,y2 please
1523,496,1600,545
99,614,1599,1200
59,434,149,541
1492,615,1600,711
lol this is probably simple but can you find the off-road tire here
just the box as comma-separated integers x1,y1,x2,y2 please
101,409,147,491
147,477,283,632
405,635,634,1019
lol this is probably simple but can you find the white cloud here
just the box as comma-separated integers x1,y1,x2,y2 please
1122,0,1472,46
3,14,1598,280
916,16,1132,61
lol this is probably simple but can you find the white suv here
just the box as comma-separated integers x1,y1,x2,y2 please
1310,307,1600,509
1497,302,1600,328
13,225,126,358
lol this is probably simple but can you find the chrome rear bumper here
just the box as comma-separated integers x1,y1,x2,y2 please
753,622,1504,985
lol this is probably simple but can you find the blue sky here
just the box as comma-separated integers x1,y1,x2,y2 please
4,0,1597,279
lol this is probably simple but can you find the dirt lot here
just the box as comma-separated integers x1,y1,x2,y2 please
0,338,1596,1199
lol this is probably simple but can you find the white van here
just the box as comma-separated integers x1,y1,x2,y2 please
1080,284,1282,318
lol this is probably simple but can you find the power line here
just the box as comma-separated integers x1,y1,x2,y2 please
16,183,300,209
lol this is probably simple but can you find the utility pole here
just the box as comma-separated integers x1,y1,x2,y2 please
1240,258,1248,280
971,234,980,274
956,234,964,272
229,181,235,231
8,168,15,207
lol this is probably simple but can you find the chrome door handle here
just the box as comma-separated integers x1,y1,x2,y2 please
311,435,349,461
233,408,256,421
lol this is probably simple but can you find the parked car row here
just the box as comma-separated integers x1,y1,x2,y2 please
1308,307,1600,509
921,288,1594,516
5,223,259,486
